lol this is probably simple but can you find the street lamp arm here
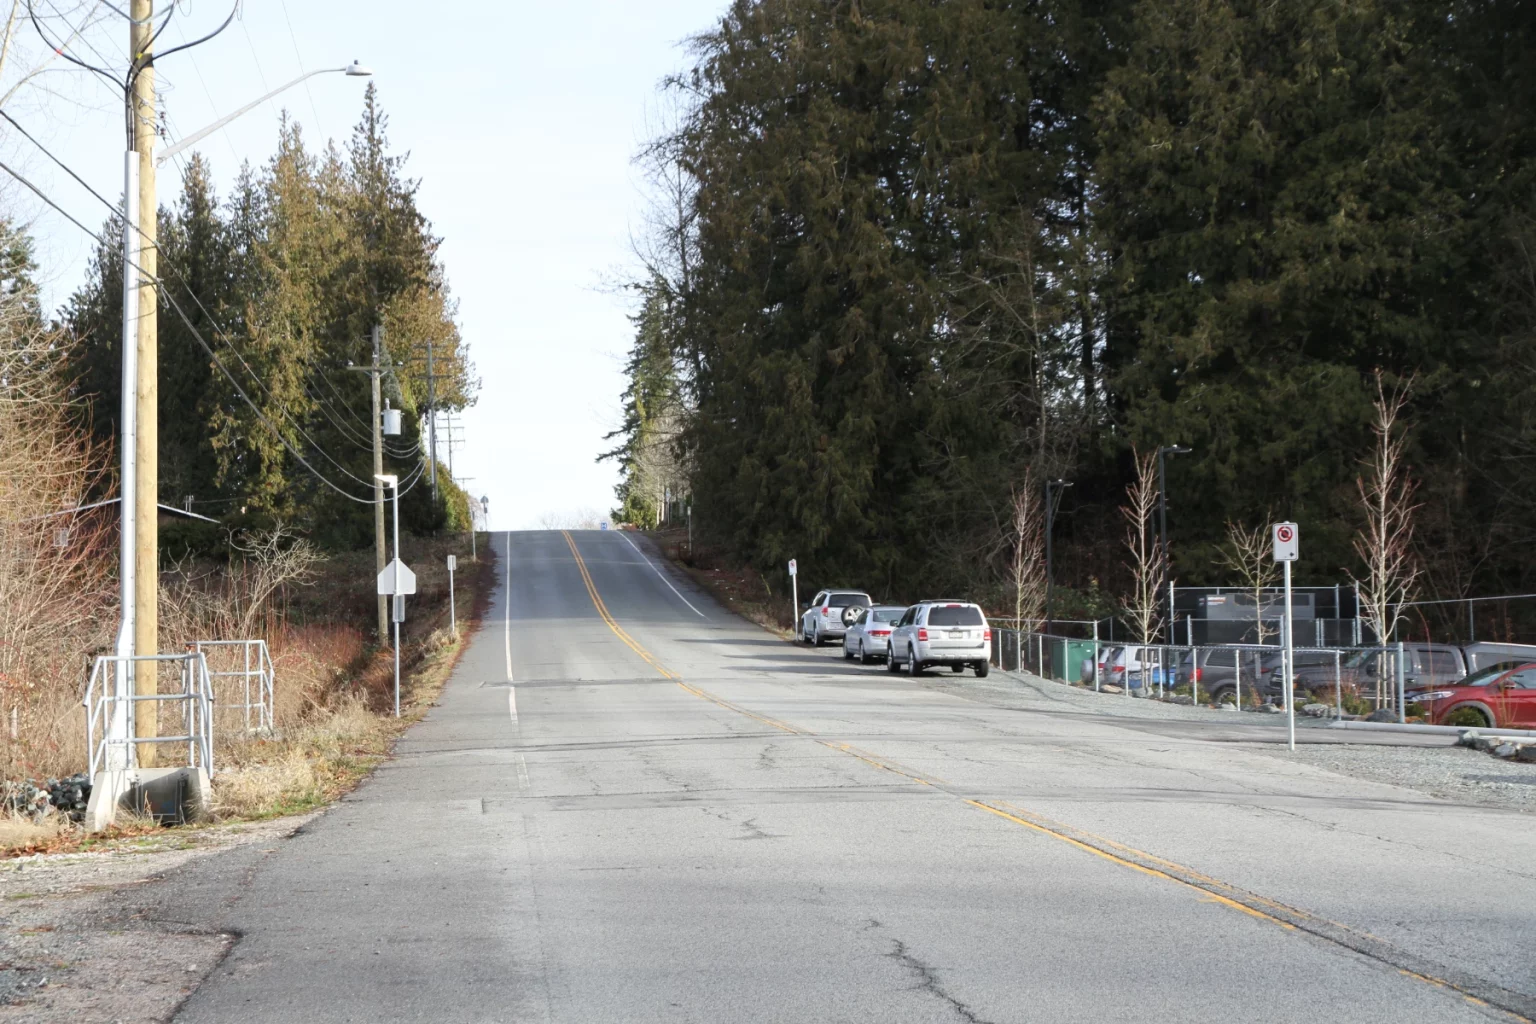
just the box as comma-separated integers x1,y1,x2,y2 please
157,64,369,165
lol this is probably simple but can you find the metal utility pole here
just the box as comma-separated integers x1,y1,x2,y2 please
130,0,159,765
1044,479,1072,634
1156,445,1191,641
426,340,438,501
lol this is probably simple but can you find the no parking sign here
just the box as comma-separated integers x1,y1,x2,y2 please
1272,522,1299,562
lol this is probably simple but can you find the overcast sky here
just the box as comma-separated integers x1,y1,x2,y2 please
3,0,724,531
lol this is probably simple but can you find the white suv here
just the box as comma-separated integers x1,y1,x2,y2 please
886,601,991,677
799,589,873,646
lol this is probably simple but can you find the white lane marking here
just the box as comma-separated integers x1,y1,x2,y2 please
515,751,530,792
503,530,514,681
619,531,706,618
507,685,518,725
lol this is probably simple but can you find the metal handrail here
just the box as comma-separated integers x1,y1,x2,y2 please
84,652,215,776
191,639,275,734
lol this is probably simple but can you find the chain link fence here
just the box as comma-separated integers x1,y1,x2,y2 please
989,627,1433,721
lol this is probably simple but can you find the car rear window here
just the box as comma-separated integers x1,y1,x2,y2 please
871,609,901,623
928,606,984,626
828,593,871,607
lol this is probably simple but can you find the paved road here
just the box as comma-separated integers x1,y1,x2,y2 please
168,530,1536,1023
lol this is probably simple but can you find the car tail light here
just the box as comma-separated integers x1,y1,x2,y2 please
1193,669,1203,682
918,628,928,641
871,629,890,636
821,606,829,614
983,629,992,641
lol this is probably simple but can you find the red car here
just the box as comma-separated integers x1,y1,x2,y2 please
1410,662,1536,729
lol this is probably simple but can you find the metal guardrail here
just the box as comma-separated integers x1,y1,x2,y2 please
192,639,275,734
84,652,214,776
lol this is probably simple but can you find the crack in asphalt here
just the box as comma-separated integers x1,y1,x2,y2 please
882,936,996,1024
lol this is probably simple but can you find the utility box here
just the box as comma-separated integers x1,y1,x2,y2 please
382,408,402,436
1051,639,1099,683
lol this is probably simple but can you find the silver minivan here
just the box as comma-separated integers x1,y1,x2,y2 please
886,601,991,677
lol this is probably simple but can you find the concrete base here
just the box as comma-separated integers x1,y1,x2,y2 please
84,767,212,832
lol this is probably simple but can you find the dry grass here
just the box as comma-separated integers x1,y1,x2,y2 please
0,811,68,854
1,527,491,854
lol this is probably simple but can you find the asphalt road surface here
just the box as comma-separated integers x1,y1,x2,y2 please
168,531,1536,1023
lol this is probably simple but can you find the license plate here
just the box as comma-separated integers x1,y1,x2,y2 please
948,630,964,639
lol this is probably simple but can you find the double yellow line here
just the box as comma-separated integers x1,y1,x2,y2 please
563,531,678,680
557,529,1527,1020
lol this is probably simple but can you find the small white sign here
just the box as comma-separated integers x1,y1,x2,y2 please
377,558,418,595
446,554,457,571
788,559,798,577
1272,522,1299,563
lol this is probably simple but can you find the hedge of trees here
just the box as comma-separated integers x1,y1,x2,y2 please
65,86,477,550
606,0,1536,633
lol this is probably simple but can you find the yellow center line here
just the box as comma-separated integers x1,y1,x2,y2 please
555,531,1531,1021
562,531,678,680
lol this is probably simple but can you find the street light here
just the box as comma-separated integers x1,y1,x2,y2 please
1157,445,1192,633
157,62,374,166
375,473,401,717
114,53,374,764
1043,479,1073,635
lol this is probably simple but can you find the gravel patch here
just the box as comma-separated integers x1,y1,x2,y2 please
0,813,318,1022
1237,741,1536,813
924,667,1283,725
921,667,1536,813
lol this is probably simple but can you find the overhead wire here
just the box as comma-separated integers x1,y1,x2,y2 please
1,104,424,493
12,9,436,507
0,155,404,506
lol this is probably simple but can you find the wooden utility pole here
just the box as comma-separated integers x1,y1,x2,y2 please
426,340,438,502
131,0,159,765
370,328,388,641
348,327,390,641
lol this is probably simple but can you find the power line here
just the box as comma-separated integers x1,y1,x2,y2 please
0,155,402,506
0,105,405,493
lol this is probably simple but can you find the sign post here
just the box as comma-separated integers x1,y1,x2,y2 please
788,559,799,640
1272,522,1299,751
377,558,416,718
447,554,458,637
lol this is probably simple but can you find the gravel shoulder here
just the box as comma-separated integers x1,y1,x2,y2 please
919,666,1536,814
0,814,316,1022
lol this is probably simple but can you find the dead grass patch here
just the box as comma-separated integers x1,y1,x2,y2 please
0,812,68,855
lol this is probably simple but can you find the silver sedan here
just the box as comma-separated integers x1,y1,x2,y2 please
842,606,907,664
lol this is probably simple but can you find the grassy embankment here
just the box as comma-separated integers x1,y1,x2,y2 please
0,534,494,856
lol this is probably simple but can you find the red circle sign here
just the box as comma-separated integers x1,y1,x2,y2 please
1277,525,1294,543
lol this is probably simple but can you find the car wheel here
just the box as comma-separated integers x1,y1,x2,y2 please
843,641,855,661
907,650,923,677
812,623,821,646
1443,706,1491,728
859,641,874,666
1210,686,1236,707
885,643,900,673
975,660,989,678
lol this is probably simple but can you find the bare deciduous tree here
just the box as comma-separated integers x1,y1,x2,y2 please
0,271,114,780
1218,519,1280,645
1352,371,1422,647
1120,449,1165,647
1009,471,1046,635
